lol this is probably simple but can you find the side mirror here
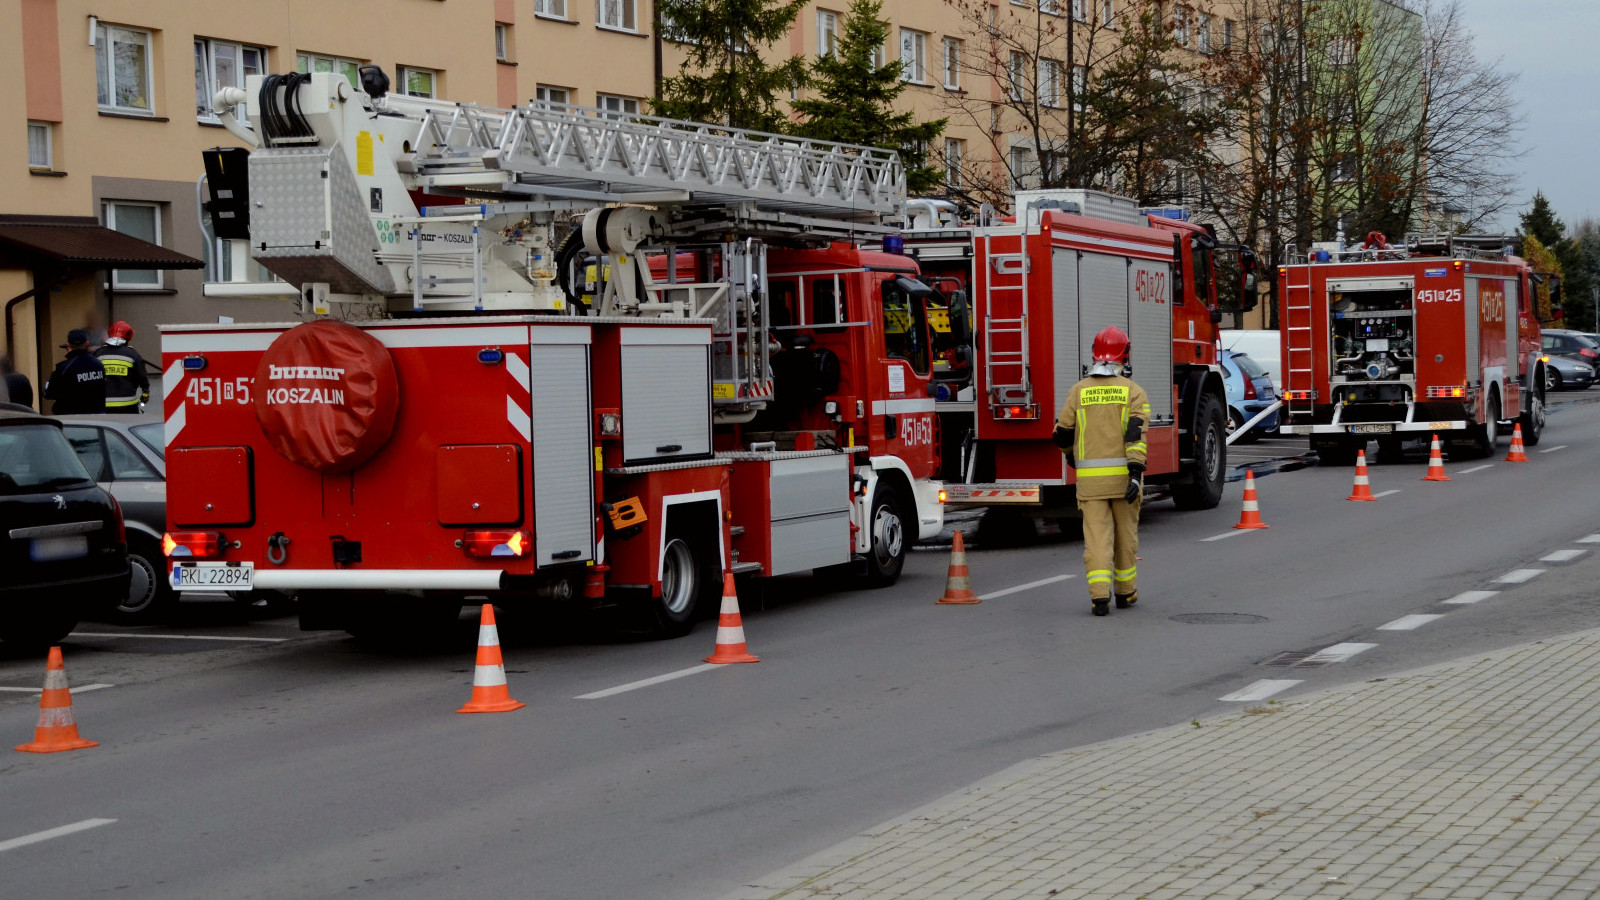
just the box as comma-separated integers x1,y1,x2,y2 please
948,290,972,343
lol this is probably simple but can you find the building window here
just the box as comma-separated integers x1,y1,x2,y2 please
1009,146,1033,189
297,53,363,89
818,10,839,57
870,36,887,69
536,85,571,105
195,39,266,121
1223,19,1234,50
1040,0,1060,15
899,29,926,83
1039,59,1061,108
597,0,636,32
103,202,162,289
27,122,52,169
1172,6,1190,47
536,0,567,19
1072,0,1088,22
495,24,509,61
1328,36,1355,66
942,38,961,89
597,93,640,117
1008,51,1026,101
1197,13,1213,54
1072,65,1087,108
944,139,963,189
95,23,154,114
1101,0,1115,26
398,66,438,98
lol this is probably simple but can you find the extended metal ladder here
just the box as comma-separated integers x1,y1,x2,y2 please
981,229,1033,409
1283,275,1317,416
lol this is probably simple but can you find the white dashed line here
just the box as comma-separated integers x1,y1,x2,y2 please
1219,679,1302,703
979,574,1076,600
1538,445,1568,454
0,683,113,694
1201,530,1254,542
1494,569,1545,585
71,632,289,643
1371,489,1402,498
1578,534,1600,544
1443,590,1499,605
1541,548,1588,563
1456,464,1494,475
576,664,723,700
0,819,117,853
1303,642,1377,665
1378,614,1444,631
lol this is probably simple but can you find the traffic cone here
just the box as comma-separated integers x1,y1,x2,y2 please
457,604,525,713
1232,469,1270,529
1422,434,1451,481
704,573,759,664
1505,423,1529,462
1347,449,1378,501
936,530,981,604
15,647,98,753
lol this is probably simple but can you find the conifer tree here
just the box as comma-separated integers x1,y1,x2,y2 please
653,0,809,133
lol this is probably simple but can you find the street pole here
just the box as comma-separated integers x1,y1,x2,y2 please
1591,284,1597,332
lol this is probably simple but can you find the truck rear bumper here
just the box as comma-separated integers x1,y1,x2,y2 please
1281,421,1467,435
250,569,508,592
943,483,1043,506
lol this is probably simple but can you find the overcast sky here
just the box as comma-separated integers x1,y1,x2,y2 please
1461,0,1599,233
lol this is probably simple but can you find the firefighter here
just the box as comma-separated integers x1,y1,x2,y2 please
95,320,152,413
43,328,107,415
1053,326,1150,617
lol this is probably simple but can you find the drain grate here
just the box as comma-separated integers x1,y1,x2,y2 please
1170,613,1270,625
1265,649,1324,668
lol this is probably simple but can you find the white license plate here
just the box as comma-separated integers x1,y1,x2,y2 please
171,561,254,591
30,535,88,562
1350,423,1395,434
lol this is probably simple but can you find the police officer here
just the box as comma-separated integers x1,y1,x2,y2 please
43,329,107,415
1053,326,1150,617
95,320,151,413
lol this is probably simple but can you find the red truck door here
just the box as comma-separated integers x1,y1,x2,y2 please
878,274,939,476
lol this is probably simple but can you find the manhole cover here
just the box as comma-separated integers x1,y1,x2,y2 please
1169,613,1270,625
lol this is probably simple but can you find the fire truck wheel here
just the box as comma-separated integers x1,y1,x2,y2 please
1463,394,1502,459
1520,391,1545,446
1171,392,1227,510
652,535,710,637
865,484,908,585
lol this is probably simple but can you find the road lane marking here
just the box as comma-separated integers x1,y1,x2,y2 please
1538,445,1568,454
1443,590,1499,605
0,819,117,853
0,683,112,694
1302,642,1376,665
1378,614,1444,631
979,574,1075,600
1201,530,1253,542
1541,548,1588,563
1494,569,1545,584
1220,680,1301,702
71,632,289,643
1456,464,1494,475
1371,489,1402,498
576,664,722,700
1579,534,1600,544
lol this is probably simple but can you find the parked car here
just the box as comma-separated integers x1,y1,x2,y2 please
1221,329,1282,392
0,403,129,647
1542,353,1595,392
1221,351,1280,443
57,412,174,622
1542,329,1600,368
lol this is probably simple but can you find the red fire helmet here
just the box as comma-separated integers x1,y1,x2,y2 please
1090,326,1131,363
107,321,134,341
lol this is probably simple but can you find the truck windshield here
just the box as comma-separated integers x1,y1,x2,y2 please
0,423,96,495
882,277,931,374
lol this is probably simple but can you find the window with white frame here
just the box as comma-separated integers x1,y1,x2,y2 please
1072,65,1087,109
597,93,640,117
1040,0,1060,15
1101,0,1115,26
1010,145,1033,189
1039,59,1061,107
536,0,567,19
817,10,839,57
96,23,154,114
495,24,509,61
1072,0,1087,22
1008,51,1026,101
944,139,963,189
398,66,438,98
536,84,571,105
1223,19,1234,50
1197,13,1212,53
103,202,162,289
27,122,52,169
297,53,363,89
942,38,961,89
1328,35,1355,66
870,34,888,68
597,0,636,32
195,39,266,121
1172,6,1189,46
899,29,927,83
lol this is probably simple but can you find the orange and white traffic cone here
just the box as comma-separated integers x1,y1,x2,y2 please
1232,469,1269,529
1347,449,1378,501
704,573,759,664
457,604,525,714
1422,434,1451,481
1505,423,1529,462
15,647,98,753
936,530,981,604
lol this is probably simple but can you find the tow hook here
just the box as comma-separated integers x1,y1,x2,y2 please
267,532,291,566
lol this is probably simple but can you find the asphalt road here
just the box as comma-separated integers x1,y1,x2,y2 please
4,396,1599,899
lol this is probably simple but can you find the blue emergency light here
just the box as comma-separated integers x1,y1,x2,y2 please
182,355,208,371
477,347,505,365
883,234,906,255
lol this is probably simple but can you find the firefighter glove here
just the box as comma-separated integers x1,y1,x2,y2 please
1125,464,1144,504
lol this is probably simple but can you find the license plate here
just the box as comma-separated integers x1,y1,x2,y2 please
30,535,88,562
170,561,254,591
1350,423,1395,434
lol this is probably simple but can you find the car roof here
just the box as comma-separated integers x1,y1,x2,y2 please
0,404,61,427
53,412,164,427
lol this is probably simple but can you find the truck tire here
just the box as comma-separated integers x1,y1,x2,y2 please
1462,394,1502,459
1172,392,1226,510
114,535,177,624
649,534,712,638
1519,389,1545,446
864,484,908,585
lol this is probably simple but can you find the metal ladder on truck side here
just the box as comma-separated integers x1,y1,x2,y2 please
1283,274,1317,417
981,228,1033,412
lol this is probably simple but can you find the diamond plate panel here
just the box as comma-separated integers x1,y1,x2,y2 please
248,147,394,294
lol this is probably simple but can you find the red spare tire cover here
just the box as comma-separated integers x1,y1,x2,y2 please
253,321,399,473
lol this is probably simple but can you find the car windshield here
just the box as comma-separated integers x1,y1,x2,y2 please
0,423,96,495
131,423,165,458
1235,354,1268,379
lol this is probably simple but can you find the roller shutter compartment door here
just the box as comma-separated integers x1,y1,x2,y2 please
1128,259,1174,423
1049,248,1081,414
619,330,713,465
529,333,595,567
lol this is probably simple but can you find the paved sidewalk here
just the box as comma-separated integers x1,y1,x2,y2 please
727,629,1600,899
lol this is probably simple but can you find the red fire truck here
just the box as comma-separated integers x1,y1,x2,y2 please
1276,234,1552,464
902,191,1256,514
167,71,944,637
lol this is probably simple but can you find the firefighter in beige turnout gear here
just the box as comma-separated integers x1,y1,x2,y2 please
1054,326,1150,616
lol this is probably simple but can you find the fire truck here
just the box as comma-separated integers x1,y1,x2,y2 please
1276,234,1552,464
900,191,1256,515
165,69,944,637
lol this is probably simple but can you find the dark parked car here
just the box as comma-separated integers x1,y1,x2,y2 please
0,404,129,648
1542,329,1600,366
58,412,170,622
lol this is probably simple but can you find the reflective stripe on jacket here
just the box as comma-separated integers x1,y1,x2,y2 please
1055,374,1151,500
95,344,151,408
